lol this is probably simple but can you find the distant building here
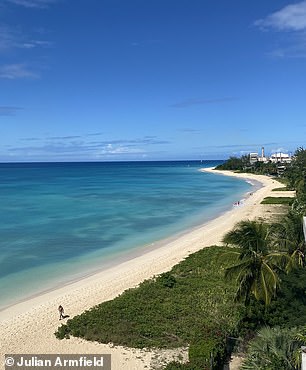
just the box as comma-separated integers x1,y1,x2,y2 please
258,147,268,163
249,152,259,164
277,165,286,176
270,152,292,164
248,147,292,164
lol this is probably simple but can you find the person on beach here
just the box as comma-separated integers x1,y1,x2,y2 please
58,305,65,320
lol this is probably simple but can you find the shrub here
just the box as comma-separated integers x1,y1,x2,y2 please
55,246,242,351
189,339,215,369
159,272,177,288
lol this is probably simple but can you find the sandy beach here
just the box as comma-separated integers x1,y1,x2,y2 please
0,168,293,369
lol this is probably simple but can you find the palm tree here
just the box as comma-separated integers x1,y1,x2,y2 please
271,211,306,268
241,326,301,370
223,220,291,305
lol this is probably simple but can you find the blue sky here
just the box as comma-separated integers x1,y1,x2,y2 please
1,0,306,161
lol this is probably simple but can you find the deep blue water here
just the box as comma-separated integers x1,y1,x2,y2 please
0,161,252,309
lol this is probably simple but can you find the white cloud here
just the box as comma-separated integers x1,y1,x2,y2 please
254,2,306,58
99,144,144,155
6,0,56,8
0,25,52,52
255,1,306,31
1,135,168,161
266,40,306,59
20,40,53,49
4,141,148,162
0,64,39,79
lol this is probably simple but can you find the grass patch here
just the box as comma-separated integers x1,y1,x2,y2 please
272,187,289,191
55,246,242,350
272,177,289,186
261,197,294,205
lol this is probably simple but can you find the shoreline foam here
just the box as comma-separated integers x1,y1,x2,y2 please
0,169,282,370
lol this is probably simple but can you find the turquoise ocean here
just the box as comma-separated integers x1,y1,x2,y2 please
0,161,253,310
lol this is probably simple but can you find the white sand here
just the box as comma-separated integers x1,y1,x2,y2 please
0,169,289,369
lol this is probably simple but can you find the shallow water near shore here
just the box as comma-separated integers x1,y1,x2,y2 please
0,161,252,309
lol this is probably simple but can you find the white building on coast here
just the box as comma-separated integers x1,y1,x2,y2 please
270,152,292,164
249,147,292,164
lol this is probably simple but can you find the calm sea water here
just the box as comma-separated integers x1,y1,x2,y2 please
0,161,252,309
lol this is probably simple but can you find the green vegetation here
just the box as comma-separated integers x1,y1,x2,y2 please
286,148,306,214
241,326,304,370
218,147,306,213
226,216,306,369
54,147,306,369
272,187,289,191
285,148,306,192
273,177,290,186
216,157,278,176
222,220,291,305
271,211,306,268
215,155,249,171
56,246,243,368
215,148,306,368
240,268,306,331
261,197,294,205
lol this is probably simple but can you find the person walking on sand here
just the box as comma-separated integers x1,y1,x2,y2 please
58,305,65,320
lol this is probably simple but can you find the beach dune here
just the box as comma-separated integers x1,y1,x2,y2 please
0,169,285,369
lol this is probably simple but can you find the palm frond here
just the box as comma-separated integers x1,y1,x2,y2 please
242,327,301,369
223,220,270,255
